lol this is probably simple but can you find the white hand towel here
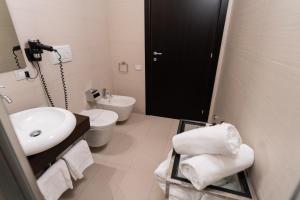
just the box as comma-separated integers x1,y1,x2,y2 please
180,144,254,190
63,140,94,180
172,123,242,156
37,160,73,200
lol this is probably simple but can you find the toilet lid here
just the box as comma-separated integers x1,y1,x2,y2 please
80,109,118,127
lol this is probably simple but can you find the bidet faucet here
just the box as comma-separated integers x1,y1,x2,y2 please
102,88,112,99
0,86,13,104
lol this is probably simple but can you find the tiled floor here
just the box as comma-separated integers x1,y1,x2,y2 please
62,113,179,200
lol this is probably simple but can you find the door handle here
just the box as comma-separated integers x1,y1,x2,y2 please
153,51,163,56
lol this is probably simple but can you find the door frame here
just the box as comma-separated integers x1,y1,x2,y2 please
144,0,229,120
0,101,43,199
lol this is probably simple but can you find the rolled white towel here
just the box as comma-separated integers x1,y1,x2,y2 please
180,144,254,190
172,123,242,156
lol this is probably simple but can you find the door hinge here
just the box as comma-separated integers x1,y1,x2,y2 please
210,53,213,59
201,110,205,115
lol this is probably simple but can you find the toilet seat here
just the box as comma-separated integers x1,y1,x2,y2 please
80,109,118,128
80,109,118,147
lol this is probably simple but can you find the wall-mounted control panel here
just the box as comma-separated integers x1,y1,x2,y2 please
85,89,100,102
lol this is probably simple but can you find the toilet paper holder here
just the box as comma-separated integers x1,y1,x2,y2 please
118,61,128,73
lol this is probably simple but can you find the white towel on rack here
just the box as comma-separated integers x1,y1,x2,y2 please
172,123,242,156
63,140,94,180
37,159,73,200
180,144,254,190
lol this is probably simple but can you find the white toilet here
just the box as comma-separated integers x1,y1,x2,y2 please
80,109,118,147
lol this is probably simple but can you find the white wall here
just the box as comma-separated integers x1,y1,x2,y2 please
213,0,300,199
107,0,145,113
1,0,145,114
1,0,113,114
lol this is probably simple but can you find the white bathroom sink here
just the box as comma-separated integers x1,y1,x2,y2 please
10,107,76,156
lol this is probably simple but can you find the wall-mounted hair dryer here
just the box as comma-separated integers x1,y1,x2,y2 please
12,45,21,52
24,39,69,110
25,39,54,62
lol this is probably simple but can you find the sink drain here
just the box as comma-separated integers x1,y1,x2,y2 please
30,130,42,137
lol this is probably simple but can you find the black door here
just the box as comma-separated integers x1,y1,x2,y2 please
145,0,228,121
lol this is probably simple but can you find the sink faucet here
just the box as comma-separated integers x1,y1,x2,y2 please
101,88,112,100
0,86,13,104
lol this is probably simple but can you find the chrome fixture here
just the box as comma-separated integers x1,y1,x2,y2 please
153,51,163,62
153,51,163,56
102,88,112,100
0,86,12,104
85,89,100,102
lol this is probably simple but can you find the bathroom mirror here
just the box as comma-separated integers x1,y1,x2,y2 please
0,0,26,73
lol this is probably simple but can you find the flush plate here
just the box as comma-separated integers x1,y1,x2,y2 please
51,45,72,65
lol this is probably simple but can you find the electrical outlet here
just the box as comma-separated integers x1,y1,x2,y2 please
51,45,72,65
14,69,26,81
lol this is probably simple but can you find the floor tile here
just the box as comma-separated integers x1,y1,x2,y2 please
77,164,126,200
148,181,166,200
61,113,178,200
61,164,107,200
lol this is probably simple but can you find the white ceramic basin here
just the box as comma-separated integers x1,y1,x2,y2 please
96,95,136,121
10,107,76,156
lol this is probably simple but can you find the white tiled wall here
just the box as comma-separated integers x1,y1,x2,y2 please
213,0,300,199
107,0,145,114
1,0,113,113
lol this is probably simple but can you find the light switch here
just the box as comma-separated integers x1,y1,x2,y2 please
135,64,143,71
51,45,72,65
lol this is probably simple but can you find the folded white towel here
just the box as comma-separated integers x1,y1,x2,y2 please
180,144,254,190
37,160,73,200
154,151,172,183
63,140,94,180
172,123,242,156
154,151,203,200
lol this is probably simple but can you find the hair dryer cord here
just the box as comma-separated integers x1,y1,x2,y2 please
54,50,69,110
35,62,55,107
12,50,21,69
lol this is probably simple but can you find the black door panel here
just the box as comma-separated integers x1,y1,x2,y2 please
145,0,229,121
